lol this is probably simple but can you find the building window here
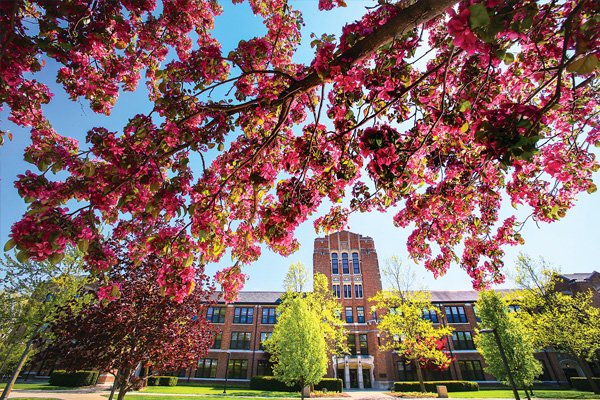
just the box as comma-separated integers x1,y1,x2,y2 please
207,307,226,323
261,308,276,324
230,332,251,350
508,305,521,312
458,360,485,381
445,306,468,323
354,284,363,298
359,334,368,355
211,332,222,349
357,306,365,323
256,360,273,376
195,358,218,378
344,284,352,298
259,332,272,350
352,252,360,274
342,253,350,274
345,307,354,323
397,362,416,381
422,308,438,323
332,285,341,298
233,307,254,324
331,253,339,275
227,359,248,379
347,334,357,355
452,331,475,350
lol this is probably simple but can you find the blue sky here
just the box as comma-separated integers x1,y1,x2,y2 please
1,1,599,292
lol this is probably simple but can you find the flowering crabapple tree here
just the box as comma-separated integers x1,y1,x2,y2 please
1,0,599,299
40,242,216,400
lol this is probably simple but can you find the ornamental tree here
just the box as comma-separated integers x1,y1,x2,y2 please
2,0,600,299
39,244,216,400
264,295,327,400
371,290,453,393
474,290,542,396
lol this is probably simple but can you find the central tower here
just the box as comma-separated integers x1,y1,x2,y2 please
313,231,393,389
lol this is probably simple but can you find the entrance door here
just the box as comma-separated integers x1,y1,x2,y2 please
349,369,359,388
362,369,372,388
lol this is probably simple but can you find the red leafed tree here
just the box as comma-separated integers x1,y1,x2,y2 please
2,0,599,297
40,238,216,400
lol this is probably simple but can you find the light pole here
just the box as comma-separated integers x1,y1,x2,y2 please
479,329,520,400
223,351,231,394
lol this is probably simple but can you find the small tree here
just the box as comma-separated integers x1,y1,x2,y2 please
474,290,541,398
282,262,308,293
0,247,89,400
371,291,452,393
382,256,426,297
512,255,600,394
265,296,327,400
40,250,216,400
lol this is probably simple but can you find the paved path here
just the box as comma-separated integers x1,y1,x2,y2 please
343,389,397,399
8,388,109,400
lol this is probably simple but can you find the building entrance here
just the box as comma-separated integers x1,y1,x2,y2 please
349,369,358,388
362,368,372,388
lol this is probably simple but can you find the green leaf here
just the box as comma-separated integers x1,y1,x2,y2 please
460,122,470,133
587,183,597,194
184,254,194,268
469,4,490,29
503,53,515,65
16,250,30,264
4,238,16,252
49,252,65,265
459,100,471,112
567,54,599,75
217,142,225,151
77,239,90,253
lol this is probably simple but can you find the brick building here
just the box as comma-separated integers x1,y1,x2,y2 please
31,231,600,388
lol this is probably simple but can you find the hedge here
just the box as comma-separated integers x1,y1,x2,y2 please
314,378,343,392
147,376,178,386
393,381,479,392
250,376,342,392
49,370,99,386
570,377,600,392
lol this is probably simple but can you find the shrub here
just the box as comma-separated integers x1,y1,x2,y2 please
49,370,99,386
314,378,343,392
147,376,178,386
393,380,479,392
250,376,299,392
571,377,600,392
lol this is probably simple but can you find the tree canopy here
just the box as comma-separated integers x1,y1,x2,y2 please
2,0,599,299
474,290,542,392
371,290,452,392
264,295,327,399
40,246,216,400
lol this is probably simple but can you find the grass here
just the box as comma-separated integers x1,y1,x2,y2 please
139,384,299,398
4,382,81,391
448,389,598,399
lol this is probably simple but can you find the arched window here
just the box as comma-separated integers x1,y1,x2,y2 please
352,252,360,274
342,253,349,274
331,253,339,275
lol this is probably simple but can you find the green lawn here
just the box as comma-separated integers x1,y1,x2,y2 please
4,382,81,391
449,389,598,399
138,384,299,398
124,397,294,400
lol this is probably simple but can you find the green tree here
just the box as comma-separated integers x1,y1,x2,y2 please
474,290,542,398
382,256,425,297
264,296,327,400
371,290,452,393
306,273,348,359
0,247,90,400
282,262,308,293
512,255,600,394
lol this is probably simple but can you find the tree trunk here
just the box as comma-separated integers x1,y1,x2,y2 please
107,371,119,400
414,360,426,393
0,336,34,400
524,387,531,400
577,355,600,394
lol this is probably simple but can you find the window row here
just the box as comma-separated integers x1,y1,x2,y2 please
346,333,369,355
331,252,361,275
211,331,272,350
206,307,277,325
343,306,365,323
195,358,274,379
332,283,363,299
420,305,469,324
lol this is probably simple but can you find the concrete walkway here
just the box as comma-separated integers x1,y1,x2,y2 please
8,387,109,400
